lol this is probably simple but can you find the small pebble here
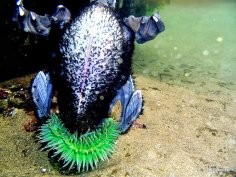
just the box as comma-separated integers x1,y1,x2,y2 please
184,72,191,77
41,168,47,173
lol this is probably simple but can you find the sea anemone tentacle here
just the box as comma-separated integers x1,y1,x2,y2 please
37,114,120,173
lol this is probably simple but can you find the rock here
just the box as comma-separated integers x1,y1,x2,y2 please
40,168,47,173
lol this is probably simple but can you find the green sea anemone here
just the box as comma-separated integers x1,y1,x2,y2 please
37,114,120,173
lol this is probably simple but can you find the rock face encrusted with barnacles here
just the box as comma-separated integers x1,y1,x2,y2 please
14,0,165,173
58,3,134,133
15,0,165,134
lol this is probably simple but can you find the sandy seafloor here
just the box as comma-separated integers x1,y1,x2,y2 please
0,74,236,177
1,0,236,176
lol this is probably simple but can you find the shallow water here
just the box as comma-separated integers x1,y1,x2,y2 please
134,0,236,93
0,0,236,176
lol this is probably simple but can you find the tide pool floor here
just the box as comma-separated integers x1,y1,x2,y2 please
0,74,235,177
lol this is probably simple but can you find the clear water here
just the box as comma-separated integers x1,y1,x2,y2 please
133,0,236,93
0,0,236,176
